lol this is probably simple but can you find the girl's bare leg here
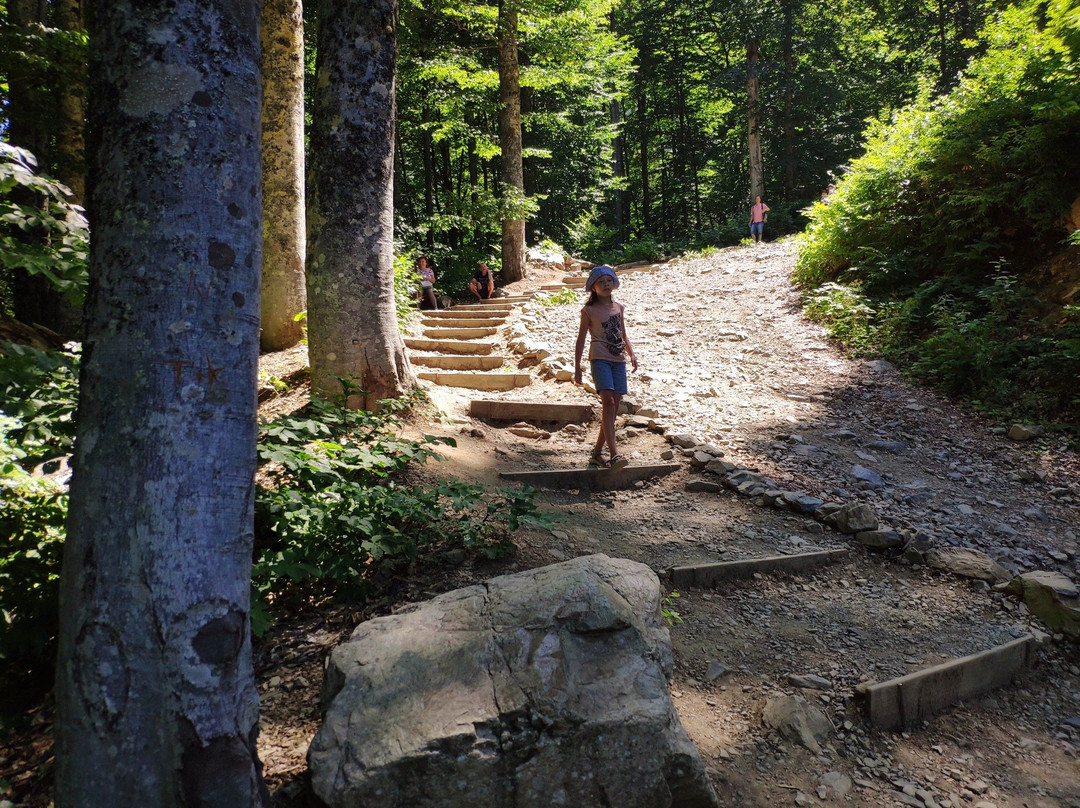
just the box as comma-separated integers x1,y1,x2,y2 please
607,394,622,456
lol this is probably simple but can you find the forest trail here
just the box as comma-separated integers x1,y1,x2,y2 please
257,242,1080,807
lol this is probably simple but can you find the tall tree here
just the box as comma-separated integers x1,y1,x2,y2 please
497,0,525,282
307,0,415,408
747,35,764,205
55,1,267,805
53,0,86,205
261,0,307,352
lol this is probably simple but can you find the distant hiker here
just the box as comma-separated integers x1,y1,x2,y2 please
417,255,438,310
574,265,638,470
469,262,495,300
821,183,836,202
749,196,770,243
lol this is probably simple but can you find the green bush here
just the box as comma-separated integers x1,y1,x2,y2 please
795,0,1080,425
252,382,551,633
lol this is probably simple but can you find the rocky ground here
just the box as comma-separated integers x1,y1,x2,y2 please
3,242,1078,808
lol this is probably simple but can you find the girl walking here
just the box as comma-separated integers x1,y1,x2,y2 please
574,265,638,469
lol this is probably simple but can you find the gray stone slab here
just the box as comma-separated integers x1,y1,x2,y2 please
470,399,594,423
668,549,850,588
499,463,680,493
857,635,1035,730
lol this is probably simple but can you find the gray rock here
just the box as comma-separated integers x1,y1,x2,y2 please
762,695,833,754
791,443,824,457
856,530,904,550
669,433,700,449
705,662,731,683
867,440,908,454
690,451,715,468
825,503,879,534
852,464,884,489
686,479,721,494
787,673,832,690
703,458,737,475
824,429,858,442
925,548,1013,584
626,415,653,429
866,359,895,373
781,491,824,515
308,555,718,808
820,771,852,797
1005,571,1080,639
1008,423,1043,441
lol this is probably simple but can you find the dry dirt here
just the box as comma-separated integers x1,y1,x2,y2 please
3,242,1078,808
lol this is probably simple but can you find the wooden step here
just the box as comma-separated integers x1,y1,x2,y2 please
481,296,532,304
469,400,594,423
450,303,520,312
421,317,505,329
417,372,531,391
410,355,507,371
499,463,680,493
561,276,588,286
404,338,495,355
422,327,498,340
539,283,578,292
427,309,511,319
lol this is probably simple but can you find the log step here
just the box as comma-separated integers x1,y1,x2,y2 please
561,276,588,286
451,303,522,312
404,338,495,355
422,327,498,340
421,318,505,329
410,355,507,371
470,399,594,423
417,372,532,391
499,463,680,492
426,309,511,319
668,550,850,589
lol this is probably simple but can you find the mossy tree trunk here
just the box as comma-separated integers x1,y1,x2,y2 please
55,2,267,805
307,0,415,409
260,0,307,351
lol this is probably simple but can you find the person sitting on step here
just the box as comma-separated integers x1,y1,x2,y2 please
469,261,495,301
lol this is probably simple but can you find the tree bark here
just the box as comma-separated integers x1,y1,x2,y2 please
260,0,307,352
611,97,625,246
307,0,415,409
53,0,86,205
56,2,267,806
497,0,525,282
781,0,796,202
638,89,651,234
747,36,765,206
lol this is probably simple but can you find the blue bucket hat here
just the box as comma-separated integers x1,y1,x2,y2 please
585,265,620,292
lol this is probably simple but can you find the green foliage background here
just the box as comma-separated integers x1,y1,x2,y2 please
796,0,1080,426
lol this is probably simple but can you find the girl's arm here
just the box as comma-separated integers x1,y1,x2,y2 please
573,309,589,384
620,305,639,372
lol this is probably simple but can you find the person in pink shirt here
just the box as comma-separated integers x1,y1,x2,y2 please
749,195,770,243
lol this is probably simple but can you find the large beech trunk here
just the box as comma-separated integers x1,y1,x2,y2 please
55,2,267,806
497,0,526,283
747,37,765,205
307,0,415,409
260,0,307,351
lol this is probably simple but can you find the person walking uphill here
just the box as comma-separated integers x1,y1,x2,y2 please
574,265,639,470
749,195,770,243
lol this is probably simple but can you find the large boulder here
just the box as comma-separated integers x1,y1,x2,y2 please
925,547,1012,583
308,554,718,808
1005,571,1080,638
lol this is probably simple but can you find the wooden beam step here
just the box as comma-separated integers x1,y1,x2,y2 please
857,635,1036,730
422,327,498,340
481,296,532,303
668,549,850,589
417,372,531,391
404,338,495,355
451,303,521,311
421,318,505,329
428,309,510,319
499,463,680,493
469,399,594,423
561,276,588,286
410,355,506,371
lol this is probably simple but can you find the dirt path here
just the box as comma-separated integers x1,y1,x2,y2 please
385,242,1080,808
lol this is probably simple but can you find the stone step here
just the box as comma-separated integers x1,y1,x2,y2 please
421,318,505,329
417,372,531,391
410,355,507,371
481,296,532,303
426,309,511,319
469,399,594,423
422,327,499,340
561,276,588,286
499,463,680,493
404,338,495,355
539,283,579,292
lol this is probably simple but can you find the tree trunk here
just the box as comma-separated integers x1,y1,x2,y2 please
747,36,765,206
6,0,49,164
781,0,796,201
611,97,625,247
53,0,86,205
497,0,525,282
55,2,267,806
261,0,307,352
307,0,415,409
638,90,650,234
